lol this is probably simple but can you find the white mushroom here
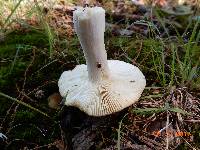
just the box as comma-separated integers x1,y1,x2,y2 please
58,7,146,116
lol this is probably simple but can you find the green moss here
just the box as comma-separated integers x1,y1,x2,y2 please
15,110,36,121
1,55,28,88
2,30,48,47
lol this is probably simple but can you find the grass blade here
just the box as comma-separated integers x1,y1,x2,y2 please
117,114,128,150
3,0,24,29
0,92,50,118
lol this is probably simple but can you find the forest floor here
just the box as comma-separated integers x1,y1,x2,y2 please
0,0,200,149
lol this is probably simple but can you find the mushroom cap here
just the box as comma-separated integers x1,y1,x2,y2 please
58,60,146,116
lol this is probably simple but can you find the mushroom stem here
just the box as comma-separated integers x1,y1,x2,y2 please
73,7,110,83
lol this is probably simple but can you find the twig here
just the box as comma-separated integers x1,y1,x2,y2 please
19,48,36,98
184,120,200,123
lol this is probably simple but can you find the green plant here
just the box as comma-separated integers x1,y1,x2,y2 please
150,43,167,86
178,20,200,86
34,1,55,58
0,92,49,117
117,114,128,150
146,8,200,88
1,0,24,30
132,102,190,116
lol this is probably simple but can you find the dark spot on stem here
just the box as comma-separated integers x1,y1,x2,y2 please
130,80,135,83
97,63,102,68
